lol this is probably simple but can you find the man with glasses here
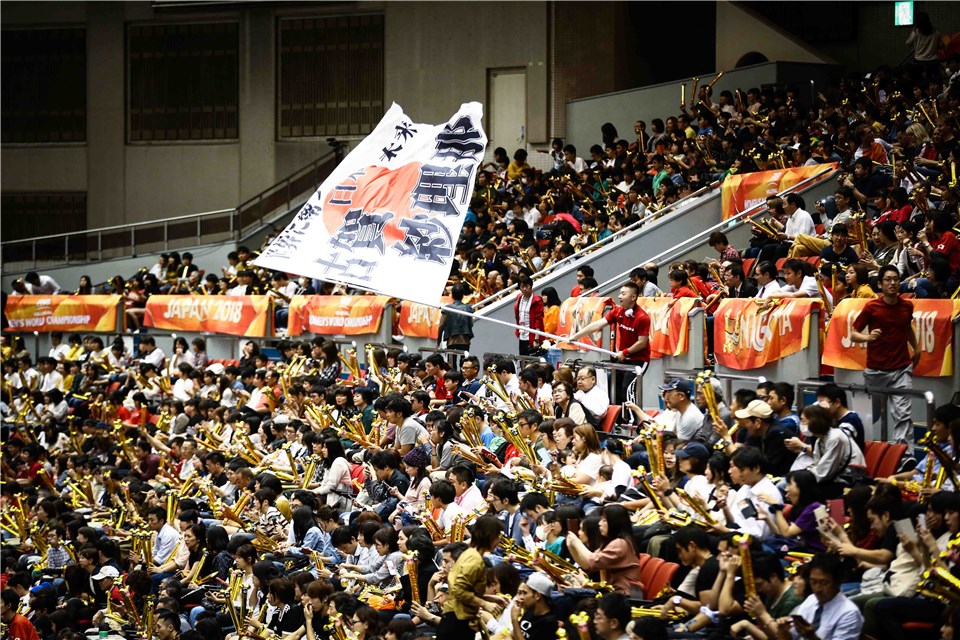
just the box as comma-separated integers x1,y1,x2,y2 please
459,356,482,396
573,365,610,421
850,265,921,468
784,553,863,640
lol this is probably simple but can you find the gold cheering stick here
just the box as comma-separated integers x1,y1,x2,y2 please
676,488,717,526
695,371,724,427
690,77,699,109
706,69,724,91
301,455,320,489
736,534,756,598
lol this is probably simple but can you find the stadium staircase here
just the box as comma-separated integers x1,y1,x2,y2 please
1,147,346,288
468,166,840,360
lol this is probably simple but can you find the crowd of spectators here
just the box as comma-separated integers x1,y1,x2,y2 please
4,24,960,640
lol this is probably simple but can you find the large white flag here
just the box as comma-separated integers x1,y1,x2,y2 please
254,102,487,306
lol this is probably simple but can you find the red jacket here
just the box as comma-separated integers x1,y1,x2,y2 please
513,293,545,344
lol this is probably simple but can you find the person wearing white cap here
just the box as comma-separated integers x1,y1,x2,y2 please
732,399,797,477
510,571,557,640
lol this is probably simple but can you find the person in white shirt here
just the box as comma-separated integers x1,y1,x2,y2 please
573,365,610,422
754,261,783,298
24,272,61,295
12,356,40,390
770,259,828,303
37,357,62,393
136,336,166,369
716,446,782,539
172,364,196,402
786,553,863,640
562,144,587,174
48,332,72,362
782,193,816,241
430,479,466,534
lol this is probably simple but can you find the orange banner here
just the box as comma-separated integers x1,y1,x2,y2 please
823,298,959,377
721,163,838,220
143,296,271,336
555,296,613,350
4,295,121,332
714,298,819,370
639,297,699,358
398,297,452,339
288,295,390,336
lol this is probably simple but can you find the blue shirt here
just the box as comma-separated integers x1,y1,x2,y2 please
775,412,800,436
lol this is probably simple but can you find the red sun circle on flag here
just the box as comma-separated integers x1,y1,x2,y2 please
321,164,422,245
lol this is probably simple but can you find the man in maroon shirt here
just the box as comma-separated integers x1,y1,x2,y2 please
567,281,650,404
851,264,921,466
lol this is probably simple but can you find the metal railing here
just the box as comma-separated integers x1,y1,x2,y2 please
582,165,837,298
795,379,936,444
473,182,720,310
2,148,342,269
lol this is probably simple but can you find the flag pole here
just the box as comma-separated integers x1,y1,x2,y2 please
437,302,620,359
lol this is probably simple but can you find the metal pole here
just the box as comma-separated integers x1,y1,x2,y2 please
98,231,103,262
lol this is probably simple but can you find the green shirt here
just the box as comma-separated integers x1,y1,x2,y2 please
769,584,803,618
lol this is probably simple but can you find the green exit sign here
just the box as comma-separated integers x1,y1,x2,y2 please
895,1,914,26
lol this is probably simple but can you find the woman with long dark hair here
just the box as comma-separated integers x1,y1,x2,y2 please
564,504,643,594
763,469,826,551
315,437,353,510
290,506,323,552
239,341,260,371
316,342,342,387
541,287,563,335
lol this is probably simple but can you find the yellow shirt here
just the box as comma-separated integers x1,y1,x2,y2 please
853,285,877,299
544,305,560,336
442,547,487,621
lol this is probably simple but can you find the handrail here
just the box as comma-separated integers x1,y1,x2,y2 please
796,379,936,442
582,165,837,298
474,181,720,310
2,147,342,269
0,208,237,244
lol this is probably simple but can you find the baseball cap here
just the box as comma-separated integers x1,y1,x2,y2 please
525,571,555,597
206,363,225,375
675,442,711,461
92,566,120,581
659,378,693,396
734,399,774,420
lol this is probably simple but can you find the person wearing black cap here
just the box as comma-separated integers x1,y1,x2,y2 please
626,378,703,443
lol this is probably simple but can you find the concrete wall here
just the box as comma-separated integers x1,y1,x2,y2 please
383,1,550,145
565,62,840,155
715,2,835,70
1,1,560,238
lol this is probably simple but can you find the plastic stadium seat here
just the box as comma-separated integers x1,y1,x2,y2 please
637,553,651,573
639,557,664,594
775,258,789,271
815,224,825,235
874,443,908,479
600,406,621,433
645,562,680,600
106,381,121,394
864,441,890,477
827,498,847,525
741,258,756,276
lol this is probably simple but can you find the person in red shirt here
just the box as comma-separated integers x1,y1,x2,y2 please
566,281,650,404
668,269,699,299
919,210,960,275
513,275,545,356
851,264,921,466
2,588,39,640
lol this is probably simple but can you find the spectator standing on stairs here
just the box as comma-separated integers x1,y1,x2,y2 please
850,264,921,469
